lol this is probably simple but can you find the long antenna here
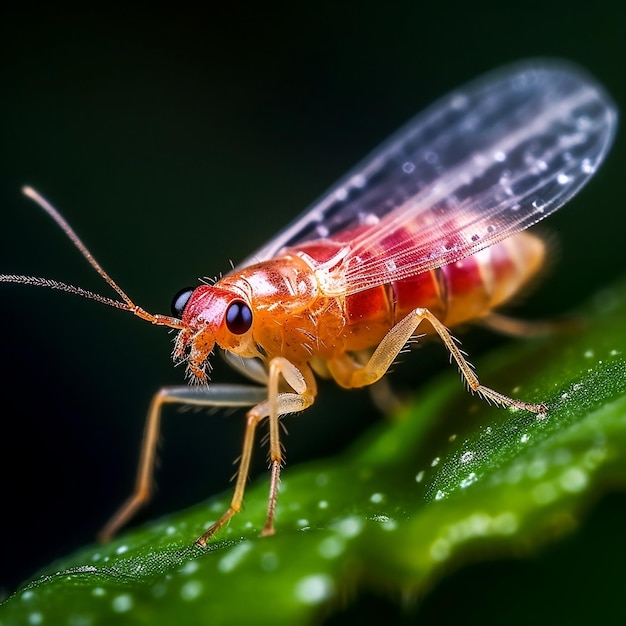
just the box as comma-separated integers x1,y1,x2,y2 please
0,187,185,329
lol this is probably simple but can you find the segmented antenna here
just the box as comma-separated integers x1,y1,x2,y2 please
0,187,184,329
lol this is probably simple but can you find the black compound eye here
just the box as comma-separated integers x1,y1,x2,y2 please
225,300,253,334
171,287,195,319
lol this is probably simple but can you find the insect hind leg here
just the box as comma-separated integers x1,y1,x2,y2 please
418,310,547,414
328,308,546,415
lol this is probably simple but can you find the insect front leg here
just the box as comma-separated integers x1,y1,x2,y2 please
98,383,268,543
195,357,316,546
328,308,546,414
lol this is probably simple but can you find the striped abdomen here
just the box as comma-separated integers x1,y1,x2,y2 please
341,231,545,351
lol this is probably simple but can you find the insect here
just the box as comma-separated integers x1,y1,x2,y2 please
1,59,616,547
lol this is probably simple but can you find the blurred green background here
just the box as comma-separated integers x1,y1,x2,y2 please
1,2,624,619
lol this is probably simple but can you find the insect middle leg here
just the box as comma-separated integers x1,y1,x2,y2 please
196,357,316,545
328,307,547,414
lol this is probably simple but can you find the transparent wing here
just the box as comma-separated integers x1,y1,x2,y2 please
237,59,616,294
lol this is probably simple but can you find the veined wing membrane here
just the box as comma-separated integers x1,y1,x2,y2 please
237,59,616,289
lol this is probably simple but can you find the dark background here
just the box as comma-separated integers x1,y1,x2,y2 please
1,2,625,620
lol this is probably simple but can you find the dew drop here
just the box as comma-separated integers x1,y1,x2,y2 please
352,174,366,188
111,594,133,613
460,472,477,488
180,580,203,601
371,514,396,531
318,536,345,559
217,541,253,573
210,499,227,513
581,158,595,174
180,560,199,575
294,574,335,605
532,198,546,212
362,212,380,226
460,451,475,463
560,467,588,493
451,93,468,110
334,516,363,538
335,187,348,202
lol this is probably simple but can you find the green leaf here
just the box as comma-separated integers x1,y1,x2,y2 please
2,277,626,626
